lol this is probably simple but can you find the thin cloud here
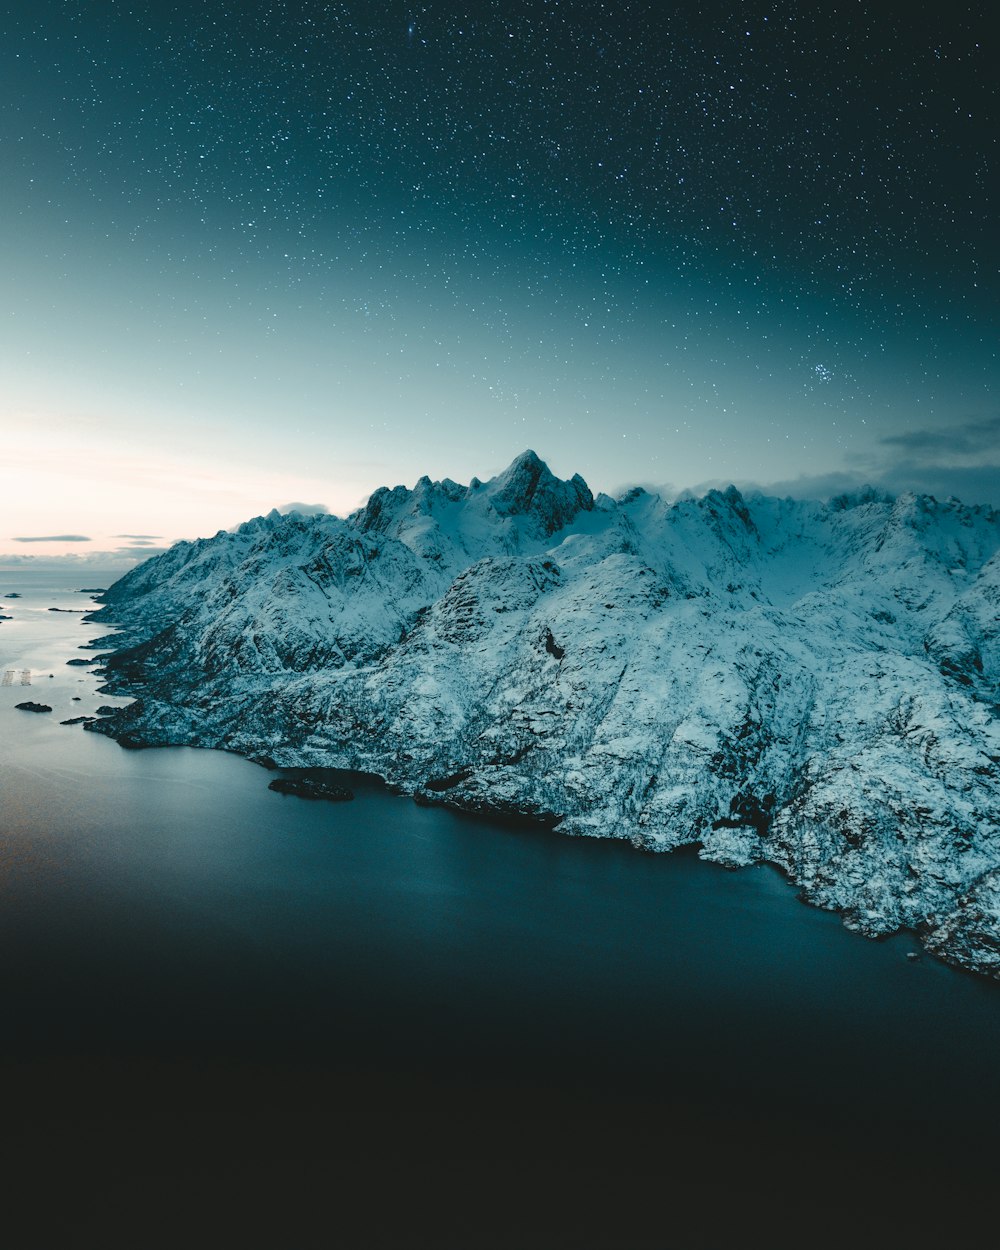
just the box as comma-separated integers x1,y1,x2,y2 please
743,466,999,509
114,544,169,555
13,534,91,543
277,501,330,516
878,462,1000,507
114,533,162,540
671,464,999,510
0,551,139,569
676,414,1000,509
881,430,966,455
879,414,1000,459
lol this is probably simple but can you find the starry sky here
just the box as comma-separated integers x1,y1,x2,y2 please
1,0,996,562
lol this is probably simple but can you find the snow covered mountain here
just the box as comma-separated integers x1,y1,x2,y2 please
87,451,1000,977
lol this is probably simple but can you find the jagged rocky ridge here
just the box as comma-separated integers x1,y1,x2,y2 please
87,451,1000,977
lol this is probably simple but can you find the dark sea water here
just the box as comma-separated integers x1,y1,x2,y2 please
2,569,999,1247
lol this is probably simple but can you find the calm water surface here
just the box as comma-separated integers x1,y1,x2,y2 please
2,570,999,1152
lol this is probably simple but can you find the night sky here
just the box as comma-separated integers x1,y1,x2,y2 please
1,1,996,560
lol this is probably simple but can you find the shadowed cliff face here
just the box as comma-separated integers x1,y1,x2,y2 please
485,449,595,533
88,453,1000,977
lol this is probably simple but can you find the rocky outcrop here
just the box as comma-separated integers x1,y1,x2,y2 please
268,775,354,802
86,453,1000,977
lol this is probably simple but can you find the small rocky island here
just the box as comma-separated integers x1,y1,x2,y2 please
16,702,53,713
268,776,355,802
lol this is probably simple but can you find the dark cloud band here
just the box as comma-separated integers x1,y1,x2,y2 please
13,534,91,543
880,415,1000,458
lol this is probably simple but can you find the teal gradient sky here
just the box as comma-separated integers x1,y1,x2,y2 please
1,1,995,562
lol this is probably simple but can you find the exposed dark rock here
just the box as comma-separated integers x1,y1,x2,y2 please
268,775,354,802
489,449,594,535
61,715,97,725
16,702,52,713
424,768,474,792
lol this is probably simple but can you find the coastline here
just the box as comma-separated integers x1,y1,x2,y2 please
84,602,998,983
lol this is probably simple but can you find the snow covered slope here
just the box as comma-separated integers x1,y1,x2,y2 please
87,451,1000,977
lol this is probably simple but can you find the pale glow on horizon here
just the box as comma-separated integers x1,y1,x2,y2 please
0,408,379,561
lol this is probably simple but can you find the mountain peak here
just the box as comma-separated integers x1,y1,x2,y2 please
488,451,594,534
491,450,551,505
506,448,545,472
353,451,593,543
